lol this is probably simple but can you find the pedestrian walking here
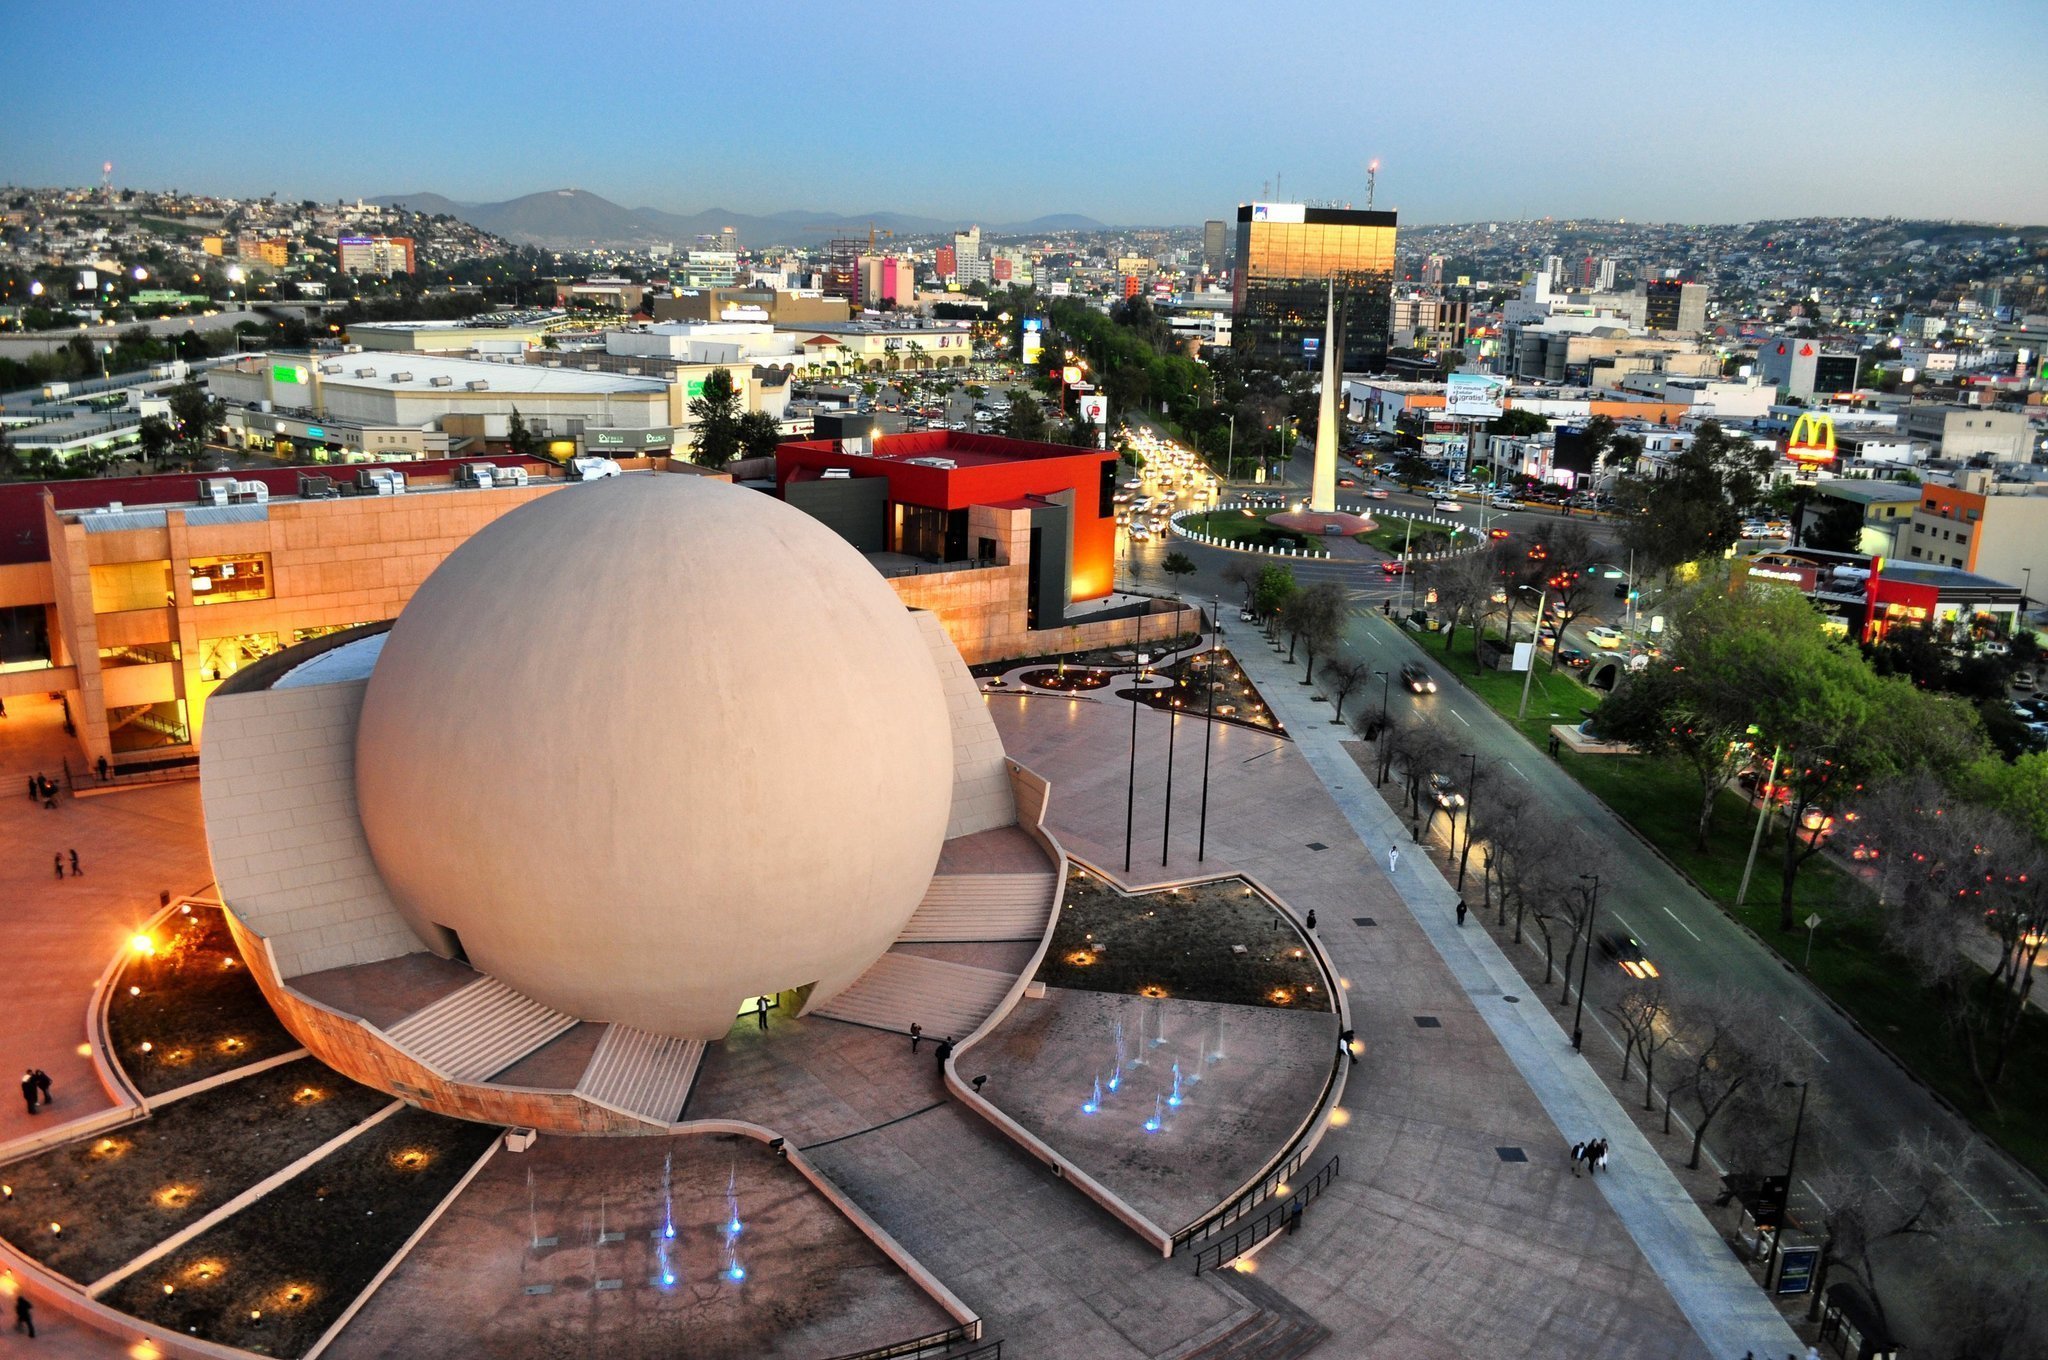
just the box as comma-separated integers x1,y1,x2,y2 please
1548,732,1561,757
1387,847,1399,874
20,1070,38,1116
96,755,109,782
1455,900,1468,927
32,1070,50,1107
1338,1028,1358,1064
1569,1140,1585,1177
1304,909,1317,931
13,1291,32,1337
909,1022,923,1053
68,849,80,877
934,1036,954,1072
54,854,65,881
754,997,770,1032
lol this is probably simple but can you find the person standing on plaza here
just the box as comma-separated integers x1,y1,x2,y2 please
1455,900,1468,926
20,1070,37,1115
68,849,80,877
934,1036,954,1073
908,1022,923,1053
754,997,769,1032
13,1291,32,1337
1304,909,1317,931
53,854,64,881
1569,1140,1585,1177
1387,847,1399,874
32,1070,50,1107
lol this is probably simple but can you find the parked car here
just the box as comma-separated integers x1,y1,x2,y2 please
1597,931,1660,980
1585,626,1626,649
1400,662,1437,694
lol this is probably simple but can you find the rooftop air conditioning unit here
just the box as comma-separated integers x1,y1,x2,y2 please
430,375,454,386
821,468,851,480
390,371,413,383
465,379,489,391
355,367,376,378
498,466,529,487
319,362,342,375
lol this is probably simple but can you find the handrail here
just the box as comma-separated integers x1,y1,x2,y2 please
1189,1156,1341,1275
823,1325,985,1360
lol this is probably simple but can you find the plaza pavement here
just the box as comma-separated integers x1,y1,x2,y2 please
1204,627,1805,1357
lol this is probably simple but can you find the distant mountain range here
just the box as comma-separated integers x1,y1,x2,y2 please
369,189,1109,249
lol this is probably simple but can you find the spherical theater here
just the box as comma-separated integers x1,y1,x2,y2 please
354,476,954,1040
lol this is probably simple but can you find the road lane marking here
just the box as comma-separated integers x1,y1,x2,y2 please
1504,761,1527,779
1777,1014,1830,1063
1943,1165,2003,1227
1660,906,1703,941
1450,709,1470,726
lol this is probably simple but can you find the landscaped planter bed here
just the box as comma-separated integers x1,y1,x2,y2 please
0,1058,390,1285
108,904,301,1094
1038,871,1329,1011
100,1105,499,1357
1122,648,1285,734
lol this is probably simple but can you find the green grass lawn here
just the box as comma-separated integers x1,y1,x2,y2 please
1427,633,1605,745
1355,515,1456,555
1432,638,2048,1177
1185,506,1318,553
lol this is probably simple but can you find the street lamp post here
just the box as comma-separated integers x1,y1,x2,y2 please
1571,873,1599,1051
1123,609,1145,873
1765,1078,1812,1285
1161,697,1180,867
1198,597,1218,862
1736,740,1783,908
1517,586,1547,721
1457,752,1478,892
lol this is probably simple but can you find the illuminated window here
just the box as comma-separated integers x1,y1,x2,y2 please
189,554,272,605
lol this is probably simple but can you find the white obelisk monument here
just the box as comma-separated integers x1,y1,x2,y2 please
1308,281,1343,512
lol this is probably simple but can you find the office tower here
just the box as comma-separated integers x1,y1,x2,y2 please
1640,279,1708,332
1231,202,1397,371
1203,219,1227,274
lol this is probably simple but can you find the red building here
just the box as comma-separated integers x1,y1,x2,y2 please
776,431,1118,623
935,246,957,280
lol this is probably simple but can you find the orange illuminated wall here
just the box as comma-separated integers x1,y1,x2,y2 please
776,433,1118,601
1915,482,1986,571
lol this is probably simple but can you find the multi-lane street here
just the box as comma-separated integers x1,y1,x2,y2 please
1120,433,2048,1340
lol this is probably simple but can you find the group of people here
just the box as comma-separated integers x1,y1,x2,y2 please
19,1067,53,1115
25,774,58,809
52,849,80,880
1569,1135,1610,1177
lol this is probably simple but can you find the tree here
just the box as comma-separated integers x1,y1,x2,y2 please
506,408,542,461
688,368,743,467
1251,563,1297,625
1804,1131,1979,1339
1670,986,1804,1170
1425,551,1494,657
1528,522,1601,668
1000,389,1050,441
1604,981,1678,1111
1803,497,1866,553
137,414,173,467
1323,656,1368,724
1489,407,1549,438
1221,558,1259,608
166,379,224,458
1611,421,1774,578
736,409,781,462
1392,450,1434,488
1160,550,1197,588
1284,579,1347,680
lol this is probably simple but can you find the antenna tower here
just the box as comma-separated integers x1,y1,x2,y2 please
101,161,113,199
1365,159,1379,211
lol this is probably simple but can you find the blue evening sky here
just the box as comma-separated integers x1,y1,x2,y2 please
2,0,2043,226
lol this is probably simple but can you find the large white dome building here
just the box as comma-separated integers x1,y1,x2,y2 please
353,477,954,1039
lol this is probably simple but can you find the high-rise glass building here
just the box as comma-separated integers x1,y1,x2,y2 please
1231,203,1397,372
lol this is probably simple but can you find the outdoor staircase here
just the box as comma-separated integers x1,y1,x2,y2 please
812,952,1016,1040
897,870,1057,942
1174,1272,1328,1360
384,976,579,1082
573,1024,704,1126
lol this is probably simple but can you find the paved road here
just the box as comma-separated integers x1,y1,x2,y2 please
1143,496,2048,1348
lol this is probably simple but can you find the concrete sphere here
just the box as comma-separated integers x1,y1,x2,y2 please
355,476,952,1040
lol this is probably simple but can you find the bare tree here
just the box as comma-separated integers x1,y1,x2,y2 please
1286,579,1348,680
1221,557,1259,609
1473,783,1543,939
1425,551,1493,657
1531,521,1601,668
1604,980,1676,1106
1397,720,1460,836
1352,703,1403,786
1805,1130,1980,1339
1670,985,1804,1170
1323,656,1369,724
1922,1256,2048,1360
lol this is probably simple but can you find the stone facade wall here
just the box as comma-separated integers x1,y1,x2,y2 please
912,609,1015,837
200,678,421,979
222,911,664,1136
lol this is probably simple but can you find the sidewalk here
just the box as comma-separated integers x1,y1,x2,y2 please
1225,623,1803,1359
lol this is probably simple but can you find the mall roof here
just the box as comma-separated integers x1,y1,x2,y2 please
257,352,667,396
1813,479,1922,504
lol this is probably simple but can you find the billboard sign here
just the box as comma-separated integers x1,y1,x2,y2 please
1022,317,1044,367
1078,394,1108,426
1445,372,1509,419
1249,202,1306,223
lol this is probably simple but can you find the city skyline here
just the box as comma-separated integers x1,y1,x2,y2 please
3,0,2045,228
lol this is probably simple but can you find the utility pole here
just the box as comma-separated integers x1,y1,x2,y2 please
1198,598,1218,862
1736,741,1782,908
1124,609,1144,873
1457,752,1478,891
1517,587,1547,721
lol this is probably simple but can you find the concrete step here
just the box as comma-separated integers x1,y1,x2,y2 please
384,975,579,1083
897,871,1056,942
812,952,1016,1040
574,1024,704,1126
